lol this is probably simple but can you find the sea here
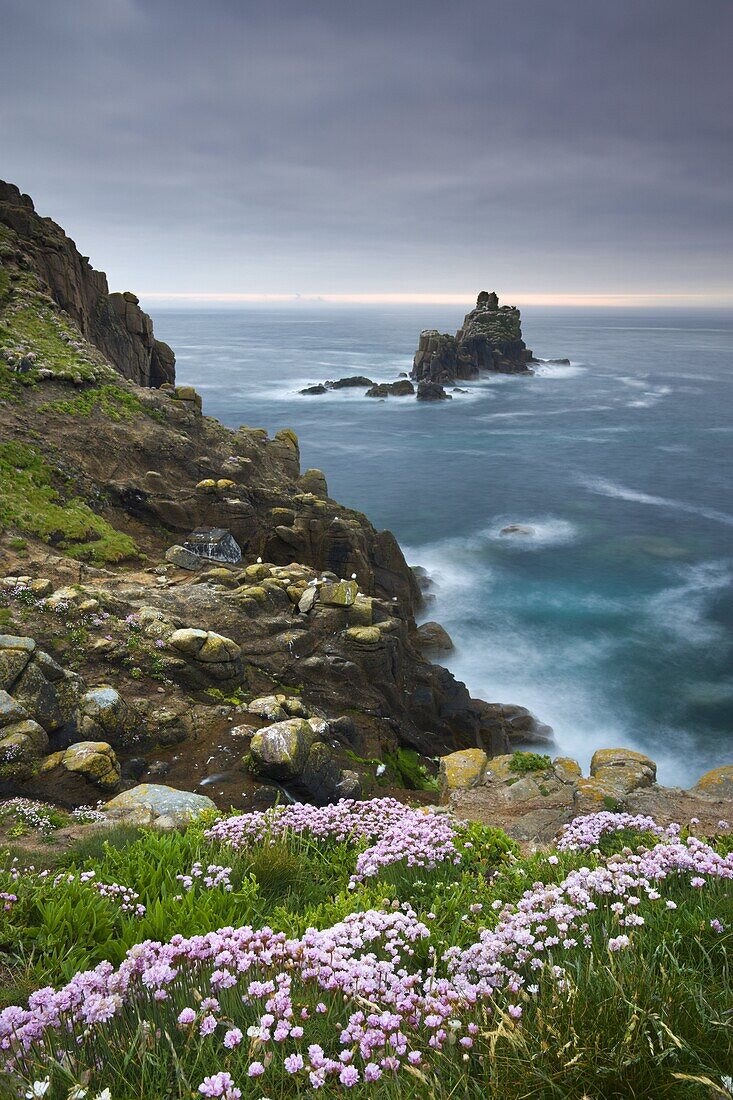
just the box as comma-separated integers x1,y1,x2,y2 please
150,304,733,787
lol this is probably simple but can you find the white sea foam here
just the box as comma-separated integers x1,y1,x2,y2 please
645,561,731,645
408,528,731,785
532,361,586,379
579,476,733,528
616,375,648,389
484,517,580,549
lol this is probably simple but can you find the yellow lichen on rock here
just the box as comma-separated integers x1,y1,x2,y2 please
439,748,488,799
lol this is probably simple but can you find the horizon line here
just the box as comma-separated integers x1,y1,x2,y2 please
138,291,733,308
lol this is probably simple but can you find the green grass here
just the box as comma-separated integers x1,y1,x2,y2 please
509,750,553,774
40,384,145,422
0,303,96,378
0,816,730,1098
0,440,138,563
383,746,438,791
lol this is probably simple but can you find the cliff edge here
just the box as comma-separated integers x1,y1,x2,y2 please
0,183,549,814
0,181,174,387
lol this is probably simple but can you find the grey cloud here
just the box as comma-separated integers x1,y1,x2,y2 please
1,0,731,296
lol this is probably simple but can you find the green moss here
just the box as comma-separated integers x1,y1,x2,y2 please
509,751,552,775
383,746,438,792
204,686,250,706
0,441,138,563
40,384,144,422
0,362,21,404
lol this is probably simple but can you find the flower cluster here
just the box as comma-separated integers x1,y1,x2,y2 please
206,798,460,884
177,863,233,892
0,798,57,836
3,862,145,917
1,815,729,1091
0,891,17,912
556,811,672,852
71,804,106,824
448,833,732,997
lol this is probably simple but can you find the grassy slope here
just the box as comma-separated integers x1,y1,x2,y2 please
0,807,731,1100
0,225,144,563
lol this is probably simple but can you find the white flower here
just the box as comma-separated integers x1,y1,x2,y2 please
375,763,386,776
26,1082,50,1099
95,1090,112,1100
68,1088,88,1100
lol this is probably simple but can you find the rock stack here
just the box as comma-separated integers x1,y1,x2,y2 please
411,290,534,386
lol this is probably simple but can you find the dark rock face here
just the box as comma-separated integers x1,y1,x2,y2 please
328,376,374,389
300,384,328,395
411,291,534,386
182,527,242,564
416,381,452,401
365,380,415,398
416,621,454,652
0,181,175,387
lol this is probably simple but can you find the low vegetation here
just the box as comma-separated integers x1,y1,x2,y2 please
0,441,137,563
39,384,146,422
0,800,730,1099
508,751,553,774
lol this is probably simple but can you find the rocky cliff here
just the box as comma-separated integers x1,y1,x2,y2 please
412,290,534,385
0,185,548,813
0,181,174,387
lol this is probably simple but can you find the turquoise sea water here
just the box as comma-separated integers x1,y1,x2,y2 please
151,305,733,786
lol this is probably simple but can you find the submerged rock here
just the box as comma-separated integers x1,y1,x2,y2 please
500,524,537,537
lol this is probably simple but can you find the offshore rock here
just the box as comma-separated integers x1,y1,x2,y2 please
416,381,451,401
412,291,535,385
365,380,415,398
328,376,374,389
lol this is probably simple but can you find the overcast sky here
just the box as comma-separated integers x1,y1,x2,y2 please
2,0,732,304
